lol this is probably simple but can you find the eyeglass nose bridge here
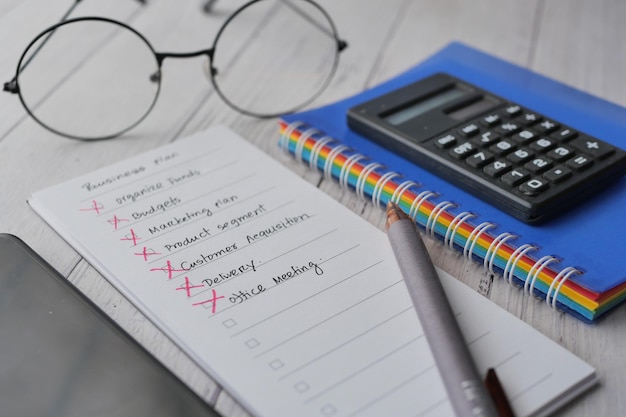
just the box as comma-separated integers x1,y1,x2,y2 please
154,49,215,66
153,48,216,82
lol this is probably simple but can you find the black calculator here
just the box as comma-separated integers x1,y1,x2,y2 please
347,73,626,223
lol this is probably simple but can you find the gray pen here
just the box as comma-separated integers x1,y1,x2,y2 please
385,202,499,417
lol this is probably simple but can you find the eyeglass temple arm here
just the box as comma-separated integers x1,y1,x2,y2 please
280,0,347,51
201,0,347,52
154,0,349,71
4,0,147,94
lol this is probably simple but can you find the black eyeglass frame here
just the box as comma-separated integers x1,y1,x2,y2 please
4,0,348,141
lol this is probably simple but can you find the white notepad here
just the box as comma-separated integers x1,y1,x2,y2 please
29,126,597,417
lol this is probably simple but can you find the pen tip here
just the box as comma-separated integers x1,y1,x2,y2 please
385,202,410,230
485,368,516,417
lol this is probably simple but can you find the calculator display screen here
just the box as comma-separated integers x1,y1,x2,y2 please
447,95,499,121
384,86,465,126
347,72,626,223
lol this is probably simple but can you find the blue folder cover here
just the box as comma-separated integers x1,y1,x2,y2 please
281,42,626,321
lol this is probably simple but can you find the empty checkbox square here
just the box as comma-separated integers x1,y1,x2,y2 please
320,404,337,416
222,318,237,328
294,381,310,393
269,359,284,370
245,338,260,349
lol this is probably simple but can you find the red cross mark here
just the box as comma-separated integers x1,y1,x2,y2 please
79,200,104,215
192,289,224,314
134,247,161,261
107,215,129,230
150,260,186,279
175,276,205,298
120,229,141,246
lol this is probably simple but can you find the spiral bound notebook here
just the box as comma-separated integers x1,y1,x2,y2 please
28,126,597,417
278,42,626,323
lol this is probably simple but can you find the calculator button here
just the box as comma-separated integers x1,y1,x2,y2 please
550,128,577,142
483,160,512,177
507,148,534,164
525,157,553,174
534,119,559,134
435,134,457,149
489,140,515,156
481,114,501,126
347,74,626,223
543,165,572,183
466,150,494,168
546,146,574,162
473,131,500,146
459,123,480,137
569,136,615,159
512,129,537,144
517,112,542,125
566,155,594,171
501,168,530,186
495,122,521,136
504,105,522,117
529,138,556,152
449,142,476,159
519,178,549,196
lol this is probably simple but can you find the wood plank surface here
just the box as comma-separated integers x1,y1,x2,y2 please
1,1,624,416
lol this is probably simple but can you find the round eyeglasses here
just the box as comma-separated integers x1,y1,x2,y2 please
4,0,347,141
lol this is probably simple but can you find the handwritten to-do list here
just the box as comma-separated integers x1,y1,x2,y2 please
30,126,596,417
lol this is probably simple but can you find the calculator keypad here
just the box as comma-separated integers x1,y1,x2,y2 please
430,102,624,220
347,73,626,223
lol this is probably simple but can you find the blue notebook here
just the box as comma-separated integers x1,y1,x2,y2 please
279,42,626,322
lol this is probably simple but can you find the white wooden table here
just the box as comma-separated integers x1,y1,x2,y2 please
1,1,625,416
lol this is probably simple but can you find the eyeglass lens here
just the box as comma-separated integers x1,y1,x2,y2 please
14,0,341,140
210,0,340,117
17,19,160,140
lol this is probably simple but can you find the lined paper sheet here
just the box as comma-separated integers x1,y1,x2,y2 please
29,126,596,417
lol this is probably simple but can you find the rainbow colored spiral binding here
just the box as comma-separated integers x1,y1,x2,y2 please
279,120,626,322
